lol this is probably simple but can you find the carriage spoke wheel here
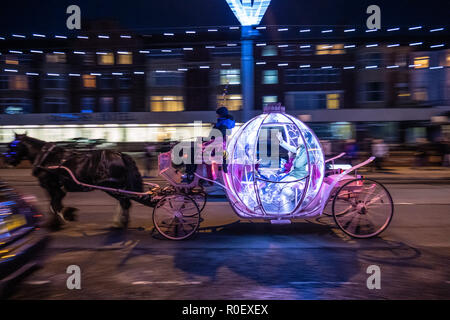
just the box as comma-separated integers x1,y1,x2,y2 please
153,194,200,240
332,178,393,238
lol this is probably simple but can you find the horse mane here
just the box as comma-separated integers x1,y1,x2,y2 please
21,135,47,149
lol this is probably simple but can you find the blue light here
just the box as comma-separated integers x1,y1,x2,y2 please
225,0,271,26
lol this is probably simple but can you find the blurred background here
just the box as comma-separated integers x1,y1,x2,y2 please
0,0,449,172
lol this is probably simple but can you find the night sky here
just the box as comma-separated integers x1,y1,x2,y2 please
0,0,449,34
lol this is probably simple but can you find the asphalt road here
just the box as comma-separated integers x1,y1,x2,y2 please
2,169,450,299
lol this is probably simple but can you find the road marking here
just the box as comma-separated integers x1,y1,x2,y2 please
24,280,51,285
396,202,414,205
132,281,202,285
289,281,357,285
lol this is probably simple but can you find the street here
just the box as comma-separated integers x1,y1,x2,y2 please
2,169,450,299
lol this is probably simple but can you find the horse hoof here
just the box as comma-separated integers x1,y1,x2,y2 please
62,207,78,221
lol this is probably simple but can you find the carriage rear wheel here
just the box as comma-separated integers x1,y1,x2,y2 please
332,178,393,238
153,194,201,240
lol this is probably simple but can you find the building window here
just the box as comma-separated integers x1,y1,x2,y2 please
361,52,383,66
326,93,340,109
150,96,184,112
263,70,278,84
42,97,68,113
413,89,428,101
100,97,114,112
118,52,132,65
44,76,66,89
83,75,96,88
119,77,132,89
0,76,8,90
262,96,278,107
81,97,95,113
364,82,384,102
9,75,28,90
414,56,429,69
0,98,32,114
99,77,114,89
149,71,183,87
285,91,342,110
262,45,277,57
98,53,114,65
46,53,66,63
118,96,131,112
285,68,340,84
5,55,19,65
220,69,240,85
316,44,345,55
217,94,242,111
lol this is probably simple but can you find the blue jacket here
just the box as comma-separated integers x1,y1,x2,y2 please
212,116,235,140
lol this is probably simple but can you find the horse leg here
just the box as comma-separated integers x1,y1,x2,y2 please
45,185,67,230
111,196,132,229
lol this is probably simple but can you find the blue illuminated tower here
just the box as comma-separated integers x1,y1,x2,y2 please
225,0,271,121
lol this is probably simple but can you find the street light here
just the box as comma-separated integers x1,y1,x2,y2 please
225,0,271,121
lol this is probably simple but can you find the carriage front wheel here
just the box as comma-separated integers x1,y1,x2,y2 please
332,178,394,238
153,194,201,240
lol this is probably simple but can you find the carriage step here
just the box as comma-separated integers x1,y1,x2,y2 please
270,219,292,225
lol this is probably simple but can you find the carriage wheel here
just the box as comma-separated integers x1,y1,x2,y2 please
332,178,393,238
153,194,200,240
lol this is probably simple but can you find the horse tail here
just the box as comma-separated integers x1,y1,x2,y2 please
121,153,143,192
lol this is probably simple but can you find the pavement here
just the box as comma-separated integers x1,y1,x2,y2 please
0,168,449,300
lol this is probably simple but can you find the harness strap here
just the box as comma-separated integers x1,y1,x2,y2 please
32,143,56,168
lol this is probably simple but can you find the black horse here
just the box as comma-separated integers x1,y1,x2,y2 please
4,134,143,229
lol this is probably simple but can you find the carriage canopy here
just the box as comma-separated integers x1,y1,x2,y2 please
223,105,325,217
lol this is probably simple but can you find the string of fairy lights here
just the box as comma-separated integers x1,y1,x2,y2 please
0,25,448,77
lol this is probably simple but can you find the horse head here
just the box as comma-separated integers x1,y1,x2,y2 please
4,133,34,166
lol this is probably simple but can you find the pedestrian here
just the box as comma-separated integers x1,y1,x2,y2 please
372,139,389,171
144,143,156,178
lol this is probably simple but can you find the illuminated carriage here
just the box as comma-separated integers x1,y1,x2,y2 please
153,105,394,240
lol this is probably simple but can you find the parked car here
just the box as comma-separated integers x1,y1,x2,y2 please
0,181,48,298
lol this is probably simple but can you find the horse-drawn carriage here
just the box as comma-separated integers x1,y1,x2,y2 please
6,106,394,241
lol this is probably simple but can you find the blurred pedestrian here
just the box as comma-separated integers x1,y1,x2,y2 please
344,139,359,166
443,138,450,167
321,140,332,158
144,143,156,178
372,139,389,171
414,138,428,167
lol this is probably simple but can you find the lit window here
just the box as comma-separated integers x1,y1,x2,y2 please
220,69,241,85
217,94,242,111
413,89,428,101
326,94,340,109
83,75,96,88
150,96,184,112
9,75,28,90
5,55,19,65
316,44,345,55
414,56,429,69
262,96,278,107
262,45,277,57
98,53,114,65
118,52,132,65
263,70,278,84
446,54,450,67
46,53,66,63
